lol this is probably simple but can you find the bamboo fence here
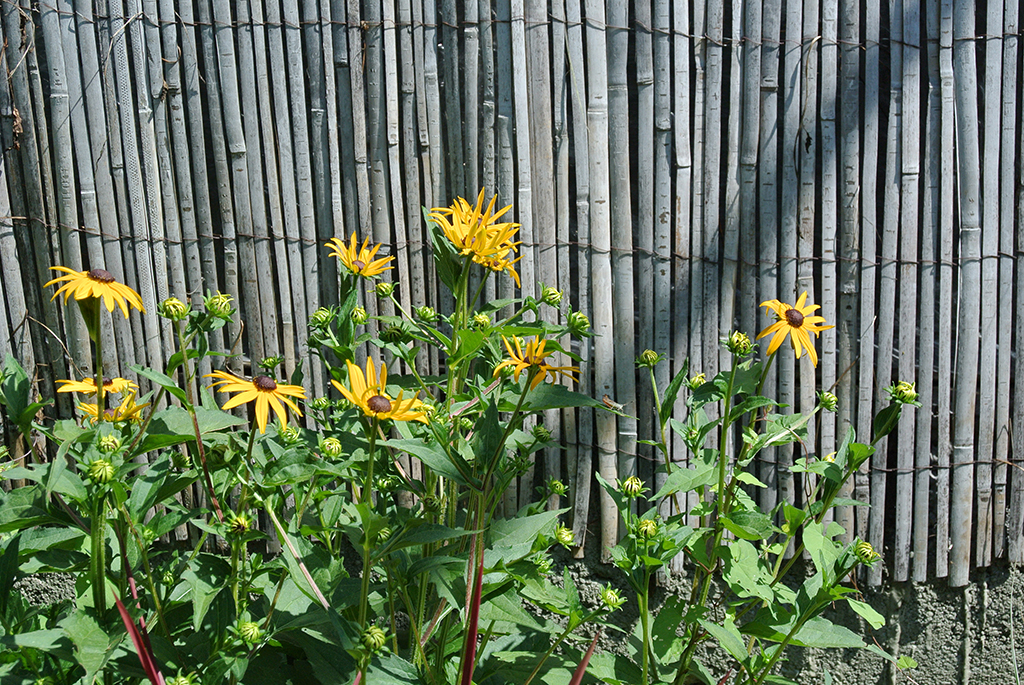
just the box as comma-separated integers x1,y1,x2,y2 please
0,0,1022,586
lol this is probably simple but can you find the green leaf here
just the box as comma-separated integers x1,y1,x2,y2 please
0,485,57,532
651,460,717,500
699,617,748,664
182,553,231,632
872,404,902,443
62,610,120,681
132,365,190,406
729,395,779,422
0,534,19,614
0,629,75,660
381,522,474,553
721,539,775,603
386,438,474,487
659,359,690,426
2,354,31,434
721,510,775,541
486,509,566,565
846,598,886,629
520,383,609,413
896,655,919,669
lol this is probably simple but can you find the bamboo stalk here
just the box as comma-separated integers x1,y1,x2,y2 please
915,0,942,581
738,0,760,380
995,0,1018,560
834,0,860,542
758,0,781,518
583,0,616,560
176,0,220,378
934,0,955,576
869,0,901,585
894,0,921,582
973,0,1003,567
949,0,983,588
250,0,297,379
195,0,242,372
565,0,593,550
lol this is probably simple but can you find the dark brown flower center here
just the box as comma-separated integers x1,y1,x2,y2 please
785,308,804,327
88,269,115,283
253,375,277,391
367,395,392,414
352,259,366,271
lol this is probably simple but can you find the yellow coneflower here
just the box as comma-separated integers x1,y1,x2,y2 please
326,233,395,278
493,336,579,390
331,358,427,423
44,267,144,318
756,292,834,367
206,371,306,434
56,377,138,396
429,189,522,284
78,393,149,425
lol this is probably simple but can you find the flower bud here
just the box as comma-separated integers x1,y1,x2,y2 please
819,391,839,413
540,286,563,307
166,673,199,685
309,307,335,329
636,349,663,368
888,380,918,405
726,331,753,356
238,621,262,644
567,311,590,337
309,396,331,411
532,424,552,443
600,586,626,610
227,512,253,536
87,459,115,485
854,540,881,565
158,297,189,321
688,373,706,390
204,292,234,319
171,449,192,469
141,526,158,544
374,281,395,298
532,552,553,575
555,525,575,548
823,452,836,463
415,305,437,322
321,437,344,458
458,416,475,432
97,434,122,454
620,475,643,498
637,519,658,539
471,313,491,330
162,571,176,586
350,306,368,325
546,479,567,496
381,324,407,344
278,425,301,445
258,356,285,372
421,495,443,515
377,527,393,543
361,625,387,652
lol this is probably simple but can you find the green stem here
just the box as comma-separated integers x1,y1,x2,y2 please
90,494,107,612
639,569,653,685
522,622,578,685
358,417,380,628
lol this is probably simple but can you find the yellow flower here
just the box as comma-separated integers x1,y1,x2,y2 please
331,358,427,423
756,292,834,367
206,371,306,434
429,189,522,284
78,393,149,424
56,377,138,396
326,233,395,278
493,336,579,390
44,267,145,317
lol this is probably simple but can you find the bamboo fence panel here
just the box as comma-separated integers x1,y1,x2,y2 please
1,0,1023,584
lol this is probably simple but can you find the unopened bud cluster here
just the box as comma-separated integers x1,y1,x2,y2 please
532,424,552,443
97,434,122,454
818,390,839,413
854,540,880,565
555,525,575,548
238,621,262,644
374,281,395,298
204,292,233,319
636,519,658,539
321,437,344,458
688,373,706,390
725,330,752,356
87,459,115,485
540,286,563,307
158,297,189,321
415,305,437,322
636,349,662,368
350,306,368,325
620,476,644,499
600,586,626,610
887,380,918,405
567,311,590,337
546,479,567,497
361,625,387,652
